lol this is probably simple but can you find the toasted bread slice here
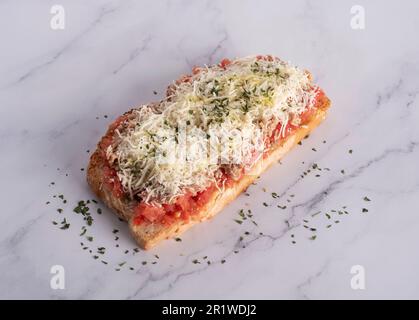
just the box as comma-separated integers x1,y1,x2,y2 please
87,93,330,249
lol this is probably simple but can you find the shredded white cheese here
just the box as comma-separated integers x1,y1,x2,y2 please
106,56,318,204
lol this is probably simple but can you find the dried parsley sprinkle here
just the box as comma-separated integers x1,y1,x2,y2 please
57,208,63,213
80,227,87,236
86,236,93,242
234,219,243,225
309,235,317,241
142,261,147,265
175,237,182,242
271,192,278,198
349,149,353,154
112,229,119,234
362,208,369,213
363,196,371,202
221,259,226,264
97,208,102,214
192,259,200,264
262,202,268,207
341,170,345,174
60,223,70,230
52,221,57,225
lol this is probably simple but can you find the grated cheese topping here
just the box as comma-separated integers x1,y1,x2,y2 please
106,56,318,204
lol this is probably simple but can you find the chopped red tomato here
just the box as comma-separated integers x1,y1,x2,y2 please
176,74,192,85
134,203,165,223
219,58,231,69
256,55,274,61
193,185,216,207
192,66,201,75
103,165,124,198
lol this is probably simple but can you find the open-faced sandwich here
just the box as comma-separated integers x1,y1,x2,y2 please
87,55,331,249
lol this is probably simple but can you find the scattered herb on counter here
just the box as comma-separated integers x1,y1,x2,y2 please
175,237,182,242
262,202,268,207
363,196,371,202
309,235,317,241
192,259,200,264
80,227,87,236
362,208,369,213
221,259,226,264
60,218,70,230
349,149,353,154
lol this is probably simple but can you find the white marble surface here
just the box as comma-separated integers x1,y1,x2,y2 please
1,0,419,299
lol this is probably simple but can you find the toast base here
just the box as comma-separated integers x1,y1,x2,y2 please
87,96,330,249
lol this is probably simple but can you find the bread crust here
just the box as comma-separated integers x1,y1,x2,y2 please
87,89,331,250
